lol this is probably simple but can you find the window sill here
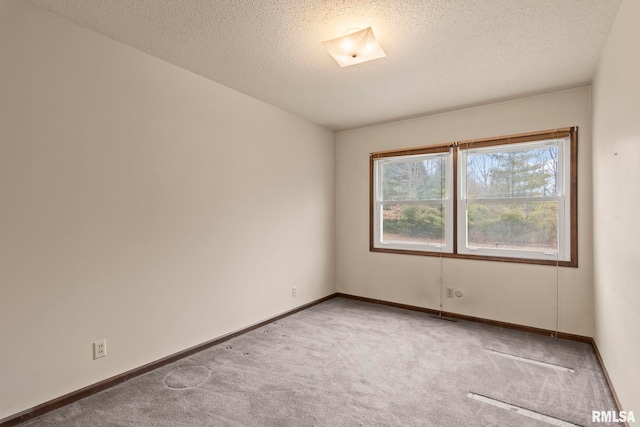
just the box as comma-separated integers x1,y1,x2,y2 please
370,246,578,268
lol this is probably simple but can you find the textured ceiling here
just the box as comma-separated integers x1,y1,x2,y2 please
23,0,622,131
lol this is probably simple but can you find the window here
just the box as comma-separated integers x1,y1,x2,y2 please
370,128,578,267
372,149,453,253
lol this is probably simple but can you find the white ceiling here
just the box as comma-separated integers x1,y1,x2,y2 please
24,0,622,131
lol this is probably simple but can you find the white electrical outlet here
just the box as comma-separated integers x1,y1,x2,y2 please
446,288,454,298
292,286,297,297
93,339,107,359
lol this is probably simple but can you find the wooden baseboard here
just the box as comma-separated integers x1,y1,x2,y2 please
3,292,625,426
336,292,592,343
590,338,628,427
0,293,336,427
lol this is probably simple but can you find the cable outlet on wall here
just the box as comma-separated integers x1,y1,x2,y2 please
446,288,454,298
292,286,297,297
93,339,107,359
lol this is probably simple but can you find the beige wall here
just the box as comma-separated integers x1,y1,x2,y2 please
337,87,593,335
592,0,640,413
0,1,335,419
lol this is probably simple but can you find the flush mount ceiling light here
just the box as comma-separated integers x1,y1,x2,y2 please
321,26,386,68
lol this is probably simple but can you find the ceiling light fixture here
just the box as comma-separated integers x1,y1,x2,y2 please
321,26,386,68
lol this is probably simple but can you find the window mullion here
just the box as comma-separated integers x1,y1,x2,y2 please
466,196,559,204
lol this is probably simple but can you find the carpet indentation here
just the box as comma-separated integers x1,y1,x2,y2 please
486,348,575,373
468,392,580,426
163,365,211,389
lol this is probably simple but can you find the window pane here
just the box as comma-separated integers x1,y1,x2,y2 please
381,156,446,201
467,201,558,253
466,145,558,198
382,204,445,244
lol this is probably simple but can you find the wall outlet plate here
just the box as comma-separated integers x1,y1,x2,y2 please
93,339,106,359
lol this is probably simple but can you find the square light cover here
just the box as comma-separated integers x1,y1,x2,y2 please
322,27,386,68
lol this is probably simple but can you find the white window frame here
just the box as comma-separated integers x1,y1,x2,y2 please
372,151,454,253
457,138,571,262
